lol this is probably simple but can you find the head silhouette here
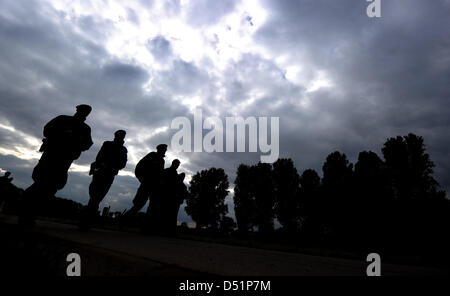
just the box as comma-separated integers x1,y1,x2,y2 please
171,159,180,170
74,104,92,121
114,130,126,143
156,144,167,156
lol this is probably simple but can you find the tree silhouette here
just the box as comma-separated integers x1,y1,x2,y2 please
219,216,237,235
353,151,391,246
272,158,301,233
298,169,323,241
380,134,447,253
234,164,255,234
354,151,388,199
3,129,448,264
185,168,229,230
233,162,275,234
382,133,445,200
321,151,354,242
251,162,275,234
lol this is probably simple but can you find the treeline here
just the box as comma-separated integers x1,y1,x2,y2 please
1,191,84,222
2,133,449,258
185,133,449,257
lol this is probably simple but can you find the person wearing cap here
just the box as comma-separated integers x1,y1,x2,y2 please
19,105,93,227
124,144,167,225
79,130,128,231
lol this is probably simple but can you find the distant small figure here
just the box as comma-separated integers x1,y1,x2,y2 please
19,104,93,227
123,144,167,230
0,171,23,214
0,171,14,210
0,171,13,184
79,130,128,231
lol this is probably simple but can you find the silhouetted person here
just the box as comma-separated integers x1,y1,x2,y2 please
175,172,188,215
19,104,93,227
124,144,167,229
167,171,188,235
79,130,128,231
0,171,13,184
159,159,183,235
0,171,14,211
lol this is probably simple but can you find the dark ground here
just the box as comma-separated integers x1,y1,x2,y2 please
0,222,206,276
1,215,449,277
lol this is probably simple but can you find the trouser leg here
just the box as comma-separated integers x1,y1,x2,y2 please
125,183,150,217
80,174,115,230
21,153,71,227
88,174,114,214
19,181,57,227
18,184,38,226
172,203,181,234
145,188,167,234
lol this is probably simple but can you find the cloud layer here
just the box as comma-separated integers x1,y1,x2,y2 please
1,0,449,223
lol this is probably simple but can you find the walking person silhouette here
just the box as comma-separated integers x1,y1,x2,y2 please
160,160,188,235
123,144,167,233
79,130,128,231
19,104,93,227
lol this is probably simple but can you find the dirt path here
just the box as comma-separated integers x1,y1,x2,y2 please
1,216,448,276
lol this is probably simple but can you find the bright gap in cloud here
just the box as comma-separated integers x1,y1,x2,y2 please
49,0,270,77
306,71,334,93
0,123,41,160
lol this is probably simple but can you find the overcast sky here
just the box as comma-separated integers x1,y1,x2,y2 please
0,0,449,224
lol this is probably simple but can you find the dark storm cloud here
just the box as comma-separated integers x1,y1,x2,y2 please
76,14,115,41
102,62,149,83
220,53,301,108
0,1,110,137
249,0,450,191
155,59,210,95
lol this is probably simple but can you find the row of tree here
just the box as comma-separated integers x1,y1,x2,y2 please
184,133,449,254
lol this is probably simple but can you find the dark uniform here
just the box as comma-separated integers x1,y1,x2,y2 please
80,131,127,230
173,173,188,229
20,105,93,226
160,166,188,235
125,146,166,219
33,114,93,190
